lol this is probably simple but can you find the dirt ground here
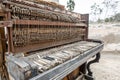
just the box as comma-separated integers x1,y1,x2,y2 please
89,23,120,52
89,23,120,80
91,52,120,80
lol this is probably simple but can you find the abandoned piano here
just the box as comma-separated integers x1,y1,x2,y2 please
0,0,104,80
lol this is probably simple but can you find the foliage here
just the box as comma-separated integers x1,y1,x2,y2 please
97,18,103,23
67,0,75,11
91,3,102,21
102,0,119,18
90,0,119,23
105,18,109,22
114,13,120,22
104,13,120,22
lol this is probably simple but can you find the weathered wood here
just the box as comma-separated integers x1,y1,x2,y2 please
62,76,68,80
13,20,87,27
0,28,9,80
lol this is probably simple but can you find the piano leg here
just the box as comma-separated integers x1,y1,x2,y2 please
85,53,101,80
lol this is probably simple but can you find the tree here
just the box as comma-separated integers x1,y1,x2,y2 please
105,18,109,22
102,13,120,22
67,0,75,11
97,18,102,23
90,0,119,23
91,3,103,21
102,0,119,18
114,13,120,22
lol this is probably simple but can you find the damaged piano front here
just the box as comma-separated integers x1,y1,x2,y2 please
7,41,103,80
0,0,104,80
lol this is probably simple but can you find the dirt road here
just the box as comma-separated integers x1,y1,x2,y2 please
89,24,120,80
91,53,120,80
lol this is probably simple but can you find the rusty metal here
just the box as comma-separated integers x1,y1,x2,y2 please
3,0,81,23
13,20,86,26
3,0,65,11
0,21,12,27
11,25,86,53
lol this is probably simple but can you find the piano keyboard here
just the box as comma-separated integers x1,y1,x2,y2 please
22,41,100,73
